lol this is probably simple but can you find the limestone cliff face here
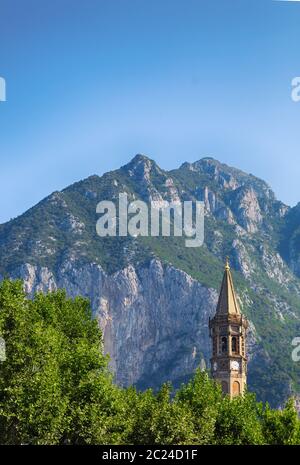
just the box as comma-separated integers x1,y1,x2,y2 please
281,203,300,279
229,187,263,233
11,258,223,388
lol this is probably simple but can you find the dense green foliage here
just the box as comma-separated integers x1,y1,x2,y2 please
0,279,119,444
0,280,299,445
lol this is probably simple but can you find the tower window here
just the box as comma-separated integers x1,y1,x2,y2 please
233,381,240,397
231,336,238,353
221,381,228,394
221,336,227,354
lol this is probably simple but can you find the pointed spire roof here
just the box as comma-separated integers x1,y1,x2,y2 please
216,257,240,315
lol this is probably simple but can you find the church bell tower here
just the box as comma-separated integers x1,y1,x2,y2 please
209,258,248,398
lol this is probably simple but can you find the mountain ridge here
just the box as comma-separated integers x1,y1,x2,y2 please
0,154,299,407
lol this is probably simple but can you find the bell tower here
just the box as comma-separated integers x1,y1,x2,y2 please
209,258,248,398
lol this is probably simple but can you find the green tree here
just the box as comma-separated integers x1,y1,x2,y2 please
148,383,196,445
118,383,196,445
214,392,264,445
262,398,300,445
175,370,222,444
0,279,119,444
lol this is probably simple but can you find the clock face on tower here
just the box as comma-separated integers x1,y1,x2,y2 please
230,360,240,371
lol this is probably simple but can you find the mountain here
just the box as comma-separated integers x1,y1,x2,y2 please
0,154,300,407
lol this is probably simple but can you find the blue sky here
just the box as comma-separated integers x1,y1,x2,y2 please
0,0,300,223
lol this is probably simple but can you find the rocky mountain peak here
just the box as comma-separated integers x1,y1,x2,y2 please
180,157,275,201
121,154,162,181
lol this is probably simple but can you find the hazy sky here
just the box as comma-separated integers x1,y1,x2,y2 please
0,0,300,223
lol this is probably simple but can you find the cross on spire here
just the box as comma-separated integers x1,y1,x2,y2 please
225,256,230,271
